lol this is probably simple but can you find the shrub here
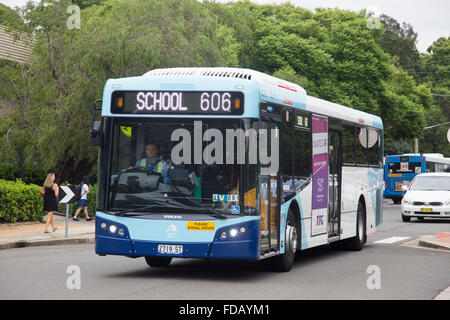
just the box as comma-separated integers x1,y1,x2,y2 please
0,179,46,223
0,165,47,185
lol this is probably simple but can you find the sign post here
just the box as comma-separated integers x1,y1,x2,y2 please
58,185,77,239
65,204,70,238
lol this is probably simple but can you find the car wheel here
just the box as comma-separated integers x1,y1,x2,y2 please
145,256,172,268
401,214,411,222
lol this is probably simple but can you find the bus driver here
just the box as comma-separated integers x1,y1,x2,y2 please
134,142,170,183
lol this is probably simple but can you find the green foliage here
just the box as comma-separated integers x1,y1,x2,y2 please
379,14,421,76
0,3,25,29
0,0,445,183
384,139,413,155
419,37,450,156
0,179,45,223
0,165,47,185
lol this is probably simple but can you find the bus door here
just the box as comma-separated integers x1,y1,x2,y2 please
259,117,280,255
328,128,342,238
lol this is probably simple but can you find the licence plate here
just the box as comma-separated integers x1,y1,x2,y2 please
421,208,432,213
157,244,183,255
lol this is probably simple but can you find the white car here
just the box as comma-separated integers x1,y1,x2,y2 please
401,172,450,222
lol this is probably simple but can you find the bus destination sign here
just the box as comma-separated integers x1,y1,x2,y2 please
111,91,244,115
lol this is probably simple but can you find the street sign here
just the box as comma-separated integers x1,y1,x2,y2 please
59,185,77,204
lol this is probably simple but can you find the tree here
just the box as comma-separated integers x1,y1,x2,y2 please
419,37,450,156
379,14,421,78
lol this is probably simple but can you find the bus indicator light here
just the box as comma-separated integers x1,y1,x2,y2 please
234,98,240,109
117,97,123,108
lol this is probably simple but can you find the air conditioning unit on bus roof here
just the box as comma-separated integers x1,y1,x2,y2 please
143,67,254,80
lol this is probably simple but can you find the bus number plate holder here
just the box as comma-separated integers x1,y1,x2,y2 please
157,244,183,255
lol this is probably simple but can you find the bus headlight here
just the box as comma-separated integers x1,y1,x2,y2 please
100,222,107,229
239,226,246,234
109,225,117,233
221,232,227,239
229,229,238,237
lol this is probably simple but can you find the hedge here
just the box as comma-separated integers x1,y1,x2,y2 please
0,165,47,185
0,179,46,223
0,180,97,223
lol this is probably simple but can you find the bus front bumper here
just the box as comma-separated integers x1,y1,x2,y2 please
95,215,260,260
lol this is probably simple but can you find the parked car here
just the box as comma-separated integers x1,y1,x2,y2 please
401,172,450,222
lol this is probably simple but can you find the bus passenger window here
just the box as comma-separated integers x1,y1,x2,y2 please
281,109,293,194
367,128,379,167
293,128,311,189
355,127,368,166
342,124,355,165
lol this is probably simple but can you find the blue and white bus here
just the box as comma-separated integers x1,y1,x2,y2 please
384,154,450,204
91,67,384,271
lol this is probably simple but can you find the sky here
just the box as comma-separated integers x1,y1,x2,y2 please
1,0,449,53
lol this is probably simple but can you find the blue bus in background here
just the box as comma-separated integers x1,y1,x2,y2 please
384,154,450,204
384,155,425,204
89,67,384,272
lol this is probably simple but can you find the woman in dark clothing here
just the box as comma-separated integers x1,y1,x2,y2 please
42,173,59,233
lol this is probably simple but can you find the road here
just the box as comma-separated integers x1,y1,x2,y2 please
0,202,449,300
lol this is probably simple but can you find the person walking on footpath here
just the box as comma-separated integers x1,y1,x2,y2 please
41,173,59,233
73,176,92,221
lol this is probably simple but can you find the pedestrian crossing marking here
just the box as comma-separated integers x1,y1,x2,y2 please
374,237,410,244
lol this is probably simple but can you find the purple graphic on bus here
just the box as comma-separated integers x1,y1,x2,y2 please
311,115,328,236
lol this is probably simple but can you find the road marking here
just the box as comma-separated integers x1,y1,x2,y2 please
374,237,410,244
434,286,450,300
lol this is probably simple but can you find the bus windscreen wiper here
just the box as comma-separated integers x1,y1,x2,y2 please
174,194,227,219
169,185,227,219
112,204,179,216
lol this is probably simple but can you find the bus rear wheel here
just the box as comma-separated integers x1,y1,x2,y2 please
274,209,298,272
145,256,172,268
393,197,402,204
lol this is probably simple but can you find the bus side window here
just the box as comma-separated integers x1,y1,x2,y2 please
294,111,311,189
356,127,368,166
281,109,293,194
367,128,379,167
342,124,355,165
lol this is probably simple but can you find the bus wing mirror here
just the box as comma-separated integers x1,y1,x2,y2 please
90,99,102,146
90,121,102,146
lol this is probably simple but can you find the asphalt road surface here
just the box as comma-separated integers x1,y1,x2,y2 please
1,202,449,300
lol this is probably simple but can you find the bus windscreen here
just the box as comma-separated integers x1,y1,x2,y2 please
387,161,422,174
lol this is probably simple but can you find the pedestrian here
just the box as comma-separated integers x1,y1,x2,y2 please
41,172,59,233
73,176,92,221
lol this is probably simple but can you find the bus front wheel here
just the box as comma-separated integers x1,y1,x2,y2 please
274,209,298,272
145,256,172,268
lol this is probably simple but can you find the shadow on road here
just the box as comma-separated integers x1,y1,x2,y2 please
102,244,349,282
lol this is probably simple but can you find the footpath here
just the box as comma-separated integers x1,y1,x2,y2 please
0,213,95,250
